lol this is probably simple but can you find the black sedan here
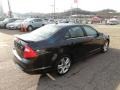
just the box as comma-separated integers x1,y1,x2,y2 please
13,24,110,75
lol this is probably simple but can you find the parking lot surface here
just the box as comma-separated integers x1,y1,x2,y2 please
0,25,120,90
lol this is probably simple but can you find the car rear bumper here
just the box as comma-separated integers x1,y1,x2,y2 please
12,49,51,73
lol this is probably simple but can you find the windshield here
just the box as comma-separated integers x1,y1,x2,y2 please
14,20,23,23
28,24,60,40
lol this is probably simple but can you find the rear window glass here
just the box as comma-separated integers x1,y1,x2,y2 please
28,24,60,40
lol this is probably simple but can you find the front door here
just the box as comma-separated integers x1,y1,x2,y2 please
82,25,102,53
33,19,42,28
65,26,88,59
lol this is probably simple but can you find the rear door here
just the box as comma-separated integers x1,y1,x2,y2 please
82,25,102,53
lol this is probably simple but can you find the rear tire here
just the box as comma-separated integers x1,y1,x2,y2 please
56,55,72,75
101,40,109,53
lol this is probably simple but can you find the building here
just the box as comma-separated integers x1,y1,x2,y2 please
91,16,102,24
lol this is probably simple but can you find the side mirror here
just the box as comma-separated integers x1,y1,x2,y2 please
65,32,71,39
31,21,34,23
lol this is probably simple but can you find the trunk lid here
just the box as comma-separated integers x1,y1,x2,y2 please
14,35,34,58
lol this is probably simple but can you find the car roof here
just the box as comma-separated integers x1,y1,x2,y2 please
49,23,83,28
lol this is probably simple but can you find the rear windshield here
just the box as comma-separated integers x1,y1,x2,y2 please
28,24,60,40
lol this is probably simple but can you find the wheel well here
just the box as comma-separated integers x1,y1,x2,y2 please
27,25,33,30
60,54,73,63
28,25,33,28
53,53,73,67
58,48,74,63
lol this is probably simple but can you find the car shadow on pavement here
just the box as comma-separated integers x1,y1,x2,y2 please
36,48,120,90
0,29,25,35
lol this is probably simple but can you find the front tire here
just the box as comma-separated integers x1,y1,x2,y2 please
27,26,33,31
56,56,71,75
101,40,109,53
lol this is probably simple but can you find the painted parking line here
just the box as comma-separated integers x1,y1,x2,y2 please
0,44,9,46
46,73,56,81
39,73,56,81
0,41,6,44
0,42,9,47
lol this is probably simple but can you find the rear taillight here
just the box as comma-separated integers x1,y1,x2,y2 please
23,45,38,59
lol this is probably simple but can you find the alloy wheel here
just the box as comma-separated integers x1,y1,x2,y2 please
57,57,71,75
28,26,33,31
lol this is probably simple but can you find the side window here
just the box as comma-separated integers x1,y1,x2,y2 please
33,19,37,22
83,26,98,37
37,19,42,22
34,19,42,22
34,19,39,22
10,19,15,22
66,26,84,38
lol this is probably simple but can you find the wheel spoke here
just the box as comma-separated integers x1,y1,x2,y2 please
59,69,63,74
58,64,63,69
65,58,70,65
63,67,68,72
59,67,65,74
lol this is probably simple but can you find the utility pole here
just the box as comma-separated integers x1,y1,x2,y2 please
53,0,56,19
70,3,73,16
75,0,79,15
74,0,79,23
7,0,12,18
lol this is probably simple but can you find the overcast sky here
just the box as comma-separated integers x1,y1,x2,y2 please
1,0,120,13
